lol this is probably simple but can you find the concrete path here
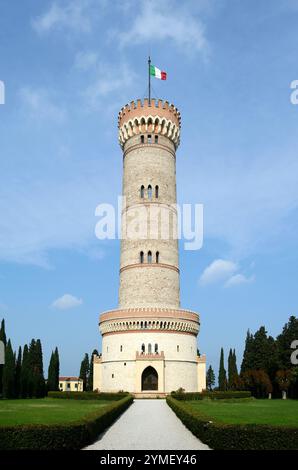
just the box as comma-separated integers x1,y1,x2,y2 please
85,399,210,450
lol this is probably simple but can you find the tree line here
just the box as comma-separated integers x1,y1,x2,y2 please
0,319,60,398
206,315,298,398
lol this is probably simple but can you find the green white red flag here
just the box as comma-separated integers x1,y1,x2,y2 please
150,65,167,80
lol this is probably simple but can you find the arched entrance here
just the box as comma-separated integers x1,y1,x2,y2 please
141,366,158,391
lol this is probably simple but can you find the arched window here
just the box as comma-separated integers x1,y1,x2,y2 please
141,343,145,354
155,185,159,198
155,343,158,354
155,135,158,144
148,185,152,199
156,251,159,263
148,134,152,144
140,251,144,263
148,343,152,354
141,135,144,144
140,185,145,198
148,251,152,263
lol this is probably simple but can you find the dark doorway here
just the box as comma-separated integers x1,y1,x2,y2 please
141,366,158,391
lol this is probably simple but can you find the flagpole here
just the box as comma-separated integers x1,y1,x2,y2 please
148,56,151,105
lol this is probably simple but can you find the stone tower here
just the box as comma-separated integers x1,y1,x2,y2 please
93,98,206,395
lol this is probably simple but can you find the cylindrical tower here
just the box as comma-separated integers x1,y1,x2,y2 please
95,98,206,395
118,98,181,309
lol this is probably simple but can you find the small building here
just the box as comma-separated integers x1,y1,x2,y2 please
59,376,83,392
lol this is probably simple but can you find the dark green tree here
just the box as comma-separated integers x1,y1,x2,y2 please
15,346,22,398
54,347,60,391
47,347,59,392
87,349,99,392
28,339,45,397
79,353,90,391
0,319,7,347
0,318,7,396
218,348,227,391
276,316,298,369
241,330,254,373
206,365,215,391
21,344,30,398
2,339,15,398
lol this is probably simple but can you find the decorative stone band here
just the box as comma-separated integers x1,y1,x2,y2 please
121,201,178,216
120,263,179,274
119,114,180,149
99,307,200,337
123,142,176,160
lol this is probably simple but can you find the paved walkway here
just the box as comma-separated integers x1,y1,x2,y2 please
85,399,210,450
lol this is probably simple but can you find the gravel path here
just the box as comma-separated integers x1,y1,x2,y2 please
85,399,210,450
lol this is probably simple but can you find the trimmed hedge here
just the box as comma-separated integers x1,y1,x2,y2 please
167,396,298,450
171,391,251,400
47,391,129,401
0,395,133,450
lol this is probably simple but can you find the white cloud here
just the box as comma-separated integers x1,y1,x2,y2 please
224,274,255,288
19,87,67,124
51,294,83,310
32,1,93,34
118,0,208,55
199,259,255,287
199,259,237,285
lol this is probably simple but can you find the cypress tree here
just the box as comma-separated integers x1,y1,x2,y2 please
0,318,7,396
79,353,90,391
48,347,59,392
47,351,56,391
21,344,30,398
228,349,233,389
28,339,45,398
206,365,215,391
241,330,254,373
0,319,7,347
218,347,227,391
35,339,45,397
15,346,22,398
2,339,15,398
87,349,99,392
54,347,60,391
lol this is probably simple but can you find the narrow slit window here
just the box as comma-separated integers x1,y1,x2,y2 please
155,343,158,353
156,251,159,263
155,135,158,144
155,185,159,198
148,185,152,199
148,343,152,354
148,251,152,263
177,345,180,352
140,185,145,198
140,251,144,263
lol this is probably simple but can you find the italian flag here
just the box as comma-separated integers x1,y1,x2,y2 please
150,65,167,80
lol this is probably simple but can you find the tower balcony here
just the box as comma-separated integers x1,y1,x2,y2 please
136,351,165,361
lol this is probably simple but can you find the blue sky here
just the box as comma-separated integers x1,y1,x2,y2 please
0,0,298,378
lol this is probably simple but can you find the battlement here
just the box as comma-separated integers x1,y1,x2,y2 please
118,98,181,149
118,98,181,129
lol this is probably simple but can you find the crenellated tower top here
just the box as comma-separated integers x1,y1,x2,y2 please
118,98,181,149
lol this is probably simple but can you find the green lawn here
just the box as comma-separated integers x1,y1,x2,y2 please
185,399,298,427
0,398,111,426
